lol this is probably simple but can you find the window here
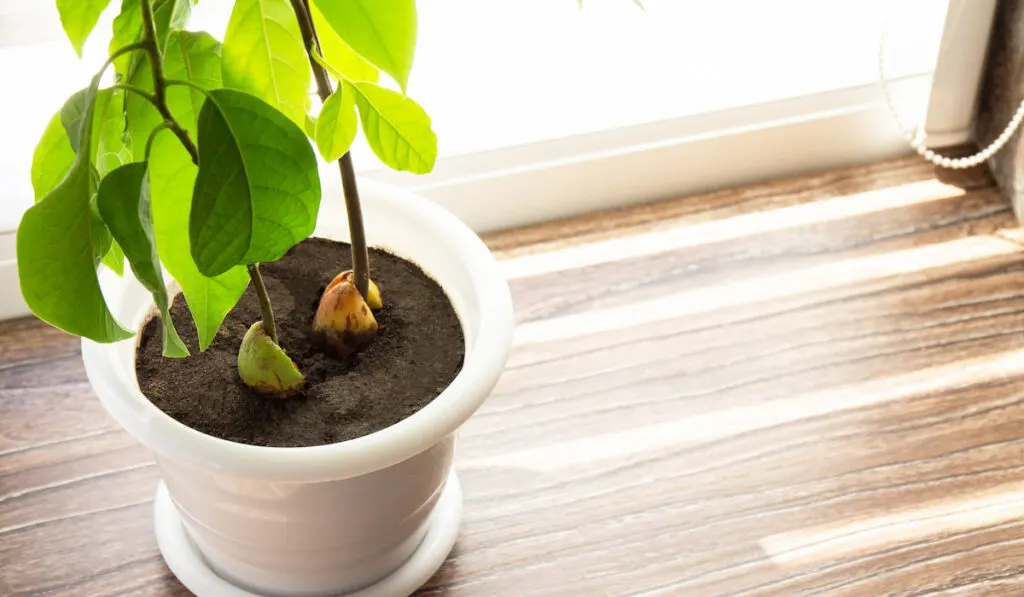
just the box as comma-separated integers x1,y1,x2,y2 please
361,0,991,232
0,0,997,318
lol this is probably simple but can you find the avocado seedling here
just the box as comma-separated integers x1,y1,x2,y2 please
19,0,438,400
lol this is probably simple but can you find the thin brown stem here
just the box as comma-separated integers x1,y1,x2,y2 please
338,155,370,298
247,264,278,344
289,0,371,299
138,0,198,164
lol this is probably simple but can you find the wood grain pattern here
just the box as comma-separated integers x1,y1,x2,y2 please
4,155,1024,596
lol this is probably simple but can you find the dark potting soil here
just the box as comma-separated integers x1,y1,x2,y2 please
135,238,465,447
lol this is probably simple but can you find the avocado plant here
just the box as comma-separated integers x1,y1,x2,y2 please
19,0,437,396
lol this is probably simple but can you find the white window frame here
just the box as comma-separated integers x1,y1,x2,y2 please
358,0,998,233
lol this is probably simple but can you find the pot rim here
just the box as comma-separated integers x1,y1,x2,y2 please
81,180,514,482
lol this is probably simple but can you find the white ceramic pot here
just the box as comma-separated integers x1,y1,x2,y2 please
81,181,514,597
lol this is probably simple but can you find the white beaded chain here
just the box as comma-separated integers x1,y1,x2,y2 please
878,23,1024,170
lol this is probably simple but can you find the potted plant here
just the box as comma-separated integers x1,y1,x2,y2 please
17,0,514,595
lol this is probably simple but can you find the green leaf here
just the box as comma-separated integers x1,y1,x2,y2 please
149,132,248,350
109,0,193,79
89,192,114,267
101,240,126,276
97,163,189,357
115,0,194,146
31,111,76,201
311,3,378,83
109,0,143,77
304,113,317,139
94,89,134,177
315,89,357,162
75,108,116,272
36,84,124,289
60,89,90,153
163,31,223,135
61,88,132,177
57,89,134,216
190,89,321,276
125,62,166,159
123,27,219,163
349,80,436,174
222,0,311,127
16,77,133,343
311,0,416,92
57,0,113,57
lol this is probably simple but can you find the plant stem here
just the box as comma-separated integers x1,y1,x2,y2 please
111,83,157,105
338,155,369,297
137,0,277,344
247,264,278,344
138,0,198,166
289,0,371,300
165,78,208,94
102,42,149,74
144,122,172,160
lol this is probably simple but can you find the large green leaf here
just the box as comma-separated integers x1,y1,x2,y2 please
102,240,126,276
60,89,90,153
149,132,248,350
109,0,143,78
350,81,436,174
31,112,76,201
109,0,193,79
315,89,357,162
97,163,189,357
89,191,114,268
59,88,131,277
222,0,310,127
57,0,113,57
16,77,133,343
109,0,139,76
311,3,378,83
190,89,321,276
62,88,132,176
311,0,416,91
60,90,125,275
304,113,317,139
163,31,223,135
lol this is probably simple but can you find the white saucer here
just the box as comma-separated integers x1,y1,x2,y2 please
153,472,463,597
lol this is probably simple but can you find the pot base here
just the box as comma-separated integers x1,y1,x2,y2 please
153,471,463,597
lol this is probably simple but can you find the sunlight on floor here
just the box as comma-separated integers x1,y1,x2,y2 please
464,347,1024,472
513,233,1020,346
501,179,966,279
760,479,1024,567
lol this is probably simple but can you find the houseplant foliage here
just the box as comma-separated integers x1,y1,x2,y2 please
22,0,438,394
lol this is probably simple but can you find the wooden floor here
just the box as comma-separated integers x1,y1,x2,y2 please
4,155,1024,596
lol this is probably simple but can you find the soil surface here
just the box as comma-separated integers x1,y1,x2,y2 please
135,238,465,447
